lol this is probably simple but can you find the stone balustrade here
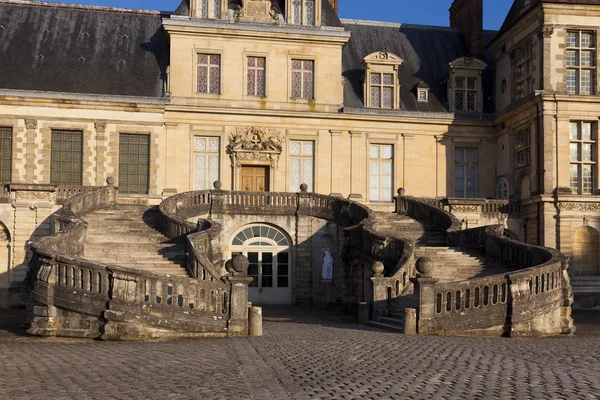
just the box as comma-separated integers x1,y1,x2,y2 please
396,194,463,235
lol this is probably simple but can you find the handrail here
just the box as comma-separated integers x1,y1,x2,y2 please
396,195,462,236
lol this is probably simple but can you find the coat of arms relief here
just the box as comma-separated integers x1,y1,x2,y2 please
228,127,283,167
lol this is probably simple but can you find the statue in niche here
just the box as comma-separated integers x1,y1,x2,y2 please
322,250,333,281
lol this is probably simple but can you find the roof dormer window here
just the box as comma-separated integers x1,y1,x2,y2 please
418,88,429,102
446,57,487,113
362,51,403,109
287,0,321,27
192,0,225,19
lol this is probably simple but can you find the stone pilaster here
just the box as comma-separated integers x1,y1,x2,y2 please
94,122,108,186
24,119,37,183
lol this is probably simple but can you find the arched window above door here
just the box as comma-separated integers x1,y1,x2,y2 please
231,224,290,247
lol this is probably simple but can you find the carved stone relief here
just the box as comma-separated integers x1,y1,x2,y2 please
25,119,37,130
558,202,600,212
236,0,278,23
94,122,107,133
15,191,53,201
228,127,283,167
451,205,480,213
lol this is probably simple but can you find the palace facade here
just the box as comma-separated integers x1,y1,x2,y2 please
0,0,599,310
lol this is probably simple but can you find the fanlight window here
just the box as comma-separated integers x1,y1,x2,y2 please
232,225,290,246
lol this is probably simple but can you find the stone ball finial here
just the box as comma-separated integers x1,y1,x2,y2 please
231,253,249,273
397,188,405,196
371,261,385,276
106,176,115,186
300,183,308,192
416,257,435,277
213,181,222,190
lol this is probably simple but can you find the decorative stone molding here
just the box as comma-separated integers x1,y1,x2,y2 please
558,202,600,211
583,215,590,226
451,205,480,213
228,127,283,168
236,0,278,23
25,119,37,130
94,122,107,133
15,191,53,201
0,228,9,242
539,25,554,39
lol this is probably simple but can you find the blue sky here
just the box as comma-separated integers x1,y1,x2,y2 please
49,0,513,30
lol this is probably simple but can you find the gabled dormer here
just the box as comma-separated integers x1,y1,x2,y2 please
362,51,403,109
446,56,486,113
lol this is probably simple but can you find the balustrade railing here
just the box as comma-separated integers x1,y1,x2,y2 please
56,185,103,204
397,195,462,236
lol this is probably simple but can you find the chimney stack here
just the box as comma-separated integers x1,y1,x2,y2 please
329,0,339,14
450,0,483,59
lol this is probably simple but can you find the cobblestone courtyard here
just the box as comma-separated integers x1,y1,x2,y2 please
1,307,599,400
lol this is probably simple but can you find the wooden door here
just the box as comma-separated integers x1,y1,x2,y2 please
241,166,269,191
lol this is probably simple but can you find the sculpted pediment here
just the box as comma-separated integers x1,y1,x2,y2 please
446,57,487,70
228,127,283,167
362,51,404,66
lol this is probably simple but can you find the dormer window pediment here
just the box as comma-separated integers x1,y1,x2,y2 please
446,57,487,113
362,51,404,109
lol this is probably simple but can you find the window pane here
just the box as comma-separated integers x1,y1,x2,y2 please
581,50,593,67
370,145,379,159
371,73,381,85
302,142,314,156
455,149,464,163
371,87,381,108
583,144,593,161
381,145,393,159
567,32,578,48
583,164,593,194
292,71,302,98
570,164,579,194
382,87,393,108
581,32,593,48
383,74,394,85
581,70,592,95
566,70,577,95
582,123,593,141
305,0,315,25
570,122,579,140
119,134,149,194
455,78,465,89
302,159,313,191
571,143,580,161
467,149,477,163
290,142,301,156
566,50,577,67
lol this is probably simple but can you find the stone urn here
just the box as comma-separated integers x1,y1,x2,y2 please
371,261,385,277
416,257,435,278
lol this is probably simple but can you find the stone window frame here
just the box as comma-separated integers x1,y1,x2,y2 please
114,126,160,196
49,129,84,186
118,132,151,195
288,55,317,101
286,0,321,27
565,29,596,96
569,121,596,195
244,52,268,99
0,124,14,184
362,52,403,109
512,39,534,101
285,131,319,192
193,49,224,97
190,0,227,19
446,57,487,114
417,88,429,102
0,118,18,184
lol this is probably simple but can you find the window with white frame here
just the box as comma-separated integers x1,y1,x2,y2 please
197,54,220,94
454,77,478,112
291,0,315,26
289,141,314,192
515,128,531,168
194,137,220,190
370,144,393,202
570,121,596,195
566,31,595,95
455,148,477,198
247,56,266,97
418,88,429,102
291,59,314,99
514,41,533,100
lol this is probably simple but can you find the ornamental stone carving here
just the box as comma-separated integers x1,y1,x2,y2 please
236,0,278,23
539,25,554,39
0,228,9,242
228,127,283,167
15,191,53,201
25,119,37,130
583,215,590,226
558,202,600,211
451,205,480,213
94,122,107,133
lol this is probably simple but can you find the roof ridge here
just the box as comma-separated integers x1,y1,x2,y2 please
340,18,461,32
0,0,163,15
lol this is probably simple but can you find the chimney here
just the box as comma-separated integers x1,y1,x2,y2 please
329,0,339,14
450,0,483,59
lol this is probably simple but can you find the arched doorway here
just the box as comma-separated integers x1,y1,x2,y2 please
572,226,600,276
230,224,292,305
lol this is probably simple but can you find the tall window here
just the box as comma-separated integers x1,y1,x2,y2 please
515,128,531,168
197,54,220,94
119,134,149,194
247,56,266,97
194,137,220,190
455,148,477,198
292,0,315,25
454,77,478,112
196,0,220,18
291,59,314,99
514,41,533,100
198,0,208,17
370,73,394,108
566,31,595,95
570,122,595,195
0,127,12,183
50,130,82,186
370,144,393,202
289,141,314,192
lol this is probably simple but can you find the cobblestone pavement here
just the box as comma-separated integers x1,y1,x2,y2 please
1,308,599,400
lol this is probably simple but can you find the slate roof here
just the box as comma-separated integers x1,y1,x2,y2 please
0,0,166,98
341,20,496,114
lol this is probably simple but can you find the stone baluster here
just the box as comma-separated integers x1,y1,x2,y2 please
370,261,388,318
227,253,252,337
410,257,439,335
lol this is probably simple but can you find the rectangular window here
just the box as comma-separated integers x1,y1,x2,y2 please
199,0,208,18
454,77,478,112
566,31,596,95
570,121,596,195
292,0,315,26
291,59,314,99
247,56,266,97
197,54,220,94
514,128,532,168
289,141,314,192
455,148,477,198
50,130,82,186
370,144,393,202
0,127,12,183
514,42,533,100
370,73,395,108
194,137,220,190
119,133,150,194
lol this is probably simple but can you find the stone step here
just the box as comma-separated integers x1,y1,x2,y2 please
84,244,184,253
378,316,404,326
366,320,404,332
